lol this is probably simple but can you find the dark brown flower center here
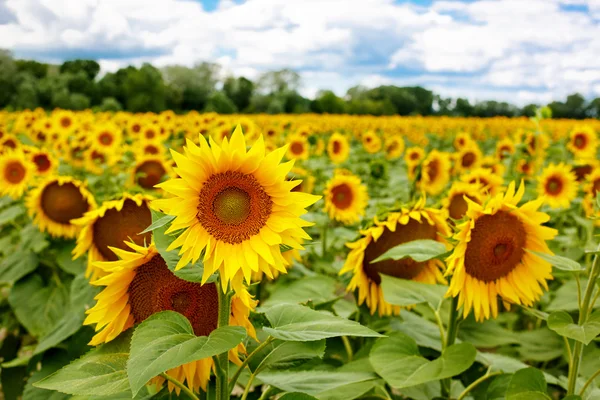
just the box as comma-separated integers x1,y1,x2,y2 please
545,176,563,195
574,133,587,149
464,211,526,282
461,152,476,168
363,219,438,284
331,183,353,210
448,193,471,220
33,154,51,172
41,182,90,224
60,117,71,128
290,142,304,155
4,161,26,184
332,140,341,154
135,160,166,189
574,165,592,182
426,159,440,182
99,132,113,146
197,171,272,244
128,254,219,336
93,199,152,261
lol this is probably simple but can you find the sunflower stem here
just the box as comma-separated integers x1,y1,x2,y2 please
229,336,275,393
341,336,354,362
159,372,200,400
215,285,233,400
456,370,501,400
322,221,328,257
442,295,461,398
567,246,600,396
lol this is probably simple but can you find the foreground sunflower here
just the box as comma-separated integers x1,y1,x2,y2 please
340,197,450,316
567,125,598,159
0,150,34,199
72,194,153,279
323,171,368,225
132,155,170,190
327,132,350,164
446,181,557,321
84,243,256,394
442,182,484,221
27,176,96,238
152,126,320,289
537,163,577,209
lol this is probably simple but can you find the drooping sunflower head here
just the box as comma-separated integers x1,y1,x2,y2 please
442,182,484,222
522,131,549,156
1,134,20,154
446,181,557,321
537,163,578,209
384,134,405,160
27,176,97,238
419,150,451,195
286,134,310,161
460,167,504,196
152,126,320,289
0,150,34,199
572,159,599,182
340,198,451,316
132,155,171,190
72,193,153,279
327,132,350,164
567,125,598,158
288,167,316,194
84,243,256,393
496,137,515,160
324,171,369,225
361,130,382,154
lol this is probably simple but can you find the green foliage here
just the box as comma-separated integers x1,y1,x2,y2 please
380,274,447,309
371,239,448,263
547,310,600,345
506,368,551,400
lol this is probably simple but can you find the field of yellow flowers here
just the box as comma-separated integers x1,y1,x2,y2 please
1,109,600,400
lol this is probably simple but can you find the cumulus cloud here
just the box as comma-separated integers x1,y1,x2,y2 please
0,0,599,104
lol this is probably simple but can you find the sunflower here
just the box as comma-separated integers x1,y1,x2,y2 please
445,181,557,321
583,168,600,199
442,182,484,221
286,134,309,161
567,125,598,158
419,150,451,195
323,171,368,225
52,110,78,137
72,194,153,279
0,150,34,199
537,163,577,209
327,132,350,164
29,148,57,177
84,148,119,175
384,135,405,160
516,159,535,177
362,130,382,154
572,159,599,182
453,143,482,174
90,123,123,153
460,168,504,196
405,146,425,180
1,134,20,153
27,176,96,238
152,126,320,290
340,197,450,316
453,132,473,150
289,167,316,194
522,131,549,157
84,243,256,394
496,138,515,160
133,156,170,190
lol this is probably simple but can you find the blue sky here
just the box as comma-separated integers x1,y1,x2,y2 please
1,0,599,105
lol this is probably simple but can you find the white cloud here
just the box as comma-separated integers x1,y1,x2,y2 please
0,0,599,103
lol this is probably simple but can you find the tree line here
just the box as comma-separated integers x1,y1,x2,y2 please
1,50,599,118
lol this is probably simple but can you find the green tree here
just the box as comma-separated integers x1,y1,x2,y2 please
123,64,166,113
223,76,254,112
0,50,17,108
59,59,100,80
162,63,221,111
311,90,347,114
204,92,237,114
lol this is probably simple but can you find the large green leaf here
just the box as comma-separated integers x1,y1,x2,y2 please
263,304,382,341
9,274,69,337
261,275,338,308
548,310,600,345
526,250,584,271
547,280,583,312
476,353,559,385
251,339,326,372
35,275,100,354
56,242,86,275
506,368,551,400
380,275,447,309
140,214,175,234
0,204,25,226
34,333,131,396
390,312,445,351
257,370,376,396
369,332,476,389
279,394,319,400
0,250,38,283
371,239,448,263
127,311,246,396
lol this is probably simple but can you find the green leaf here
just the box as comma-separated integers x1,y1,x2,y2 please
261,275,338,308
390,312,445,351
380,274,447,309
371,239,448,263
526,249,584,271
263,304,382,341
597,192,600,209
35,275,100,354
252,340,326,372
56,242,85,275
0,250,38,283
257,371,376,395
0,204,25,226
127,311,246,396
34,333,131,396
548,280,582,312
548,310,600,345
9,274,69,337
506,368,551,400
477,353,559,385
279,394,318,400
140,214,175,234
20,224,49,253
369,332,476,388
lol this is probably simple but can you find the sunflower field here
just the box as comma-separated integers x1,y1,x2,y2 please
1,109,600,400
